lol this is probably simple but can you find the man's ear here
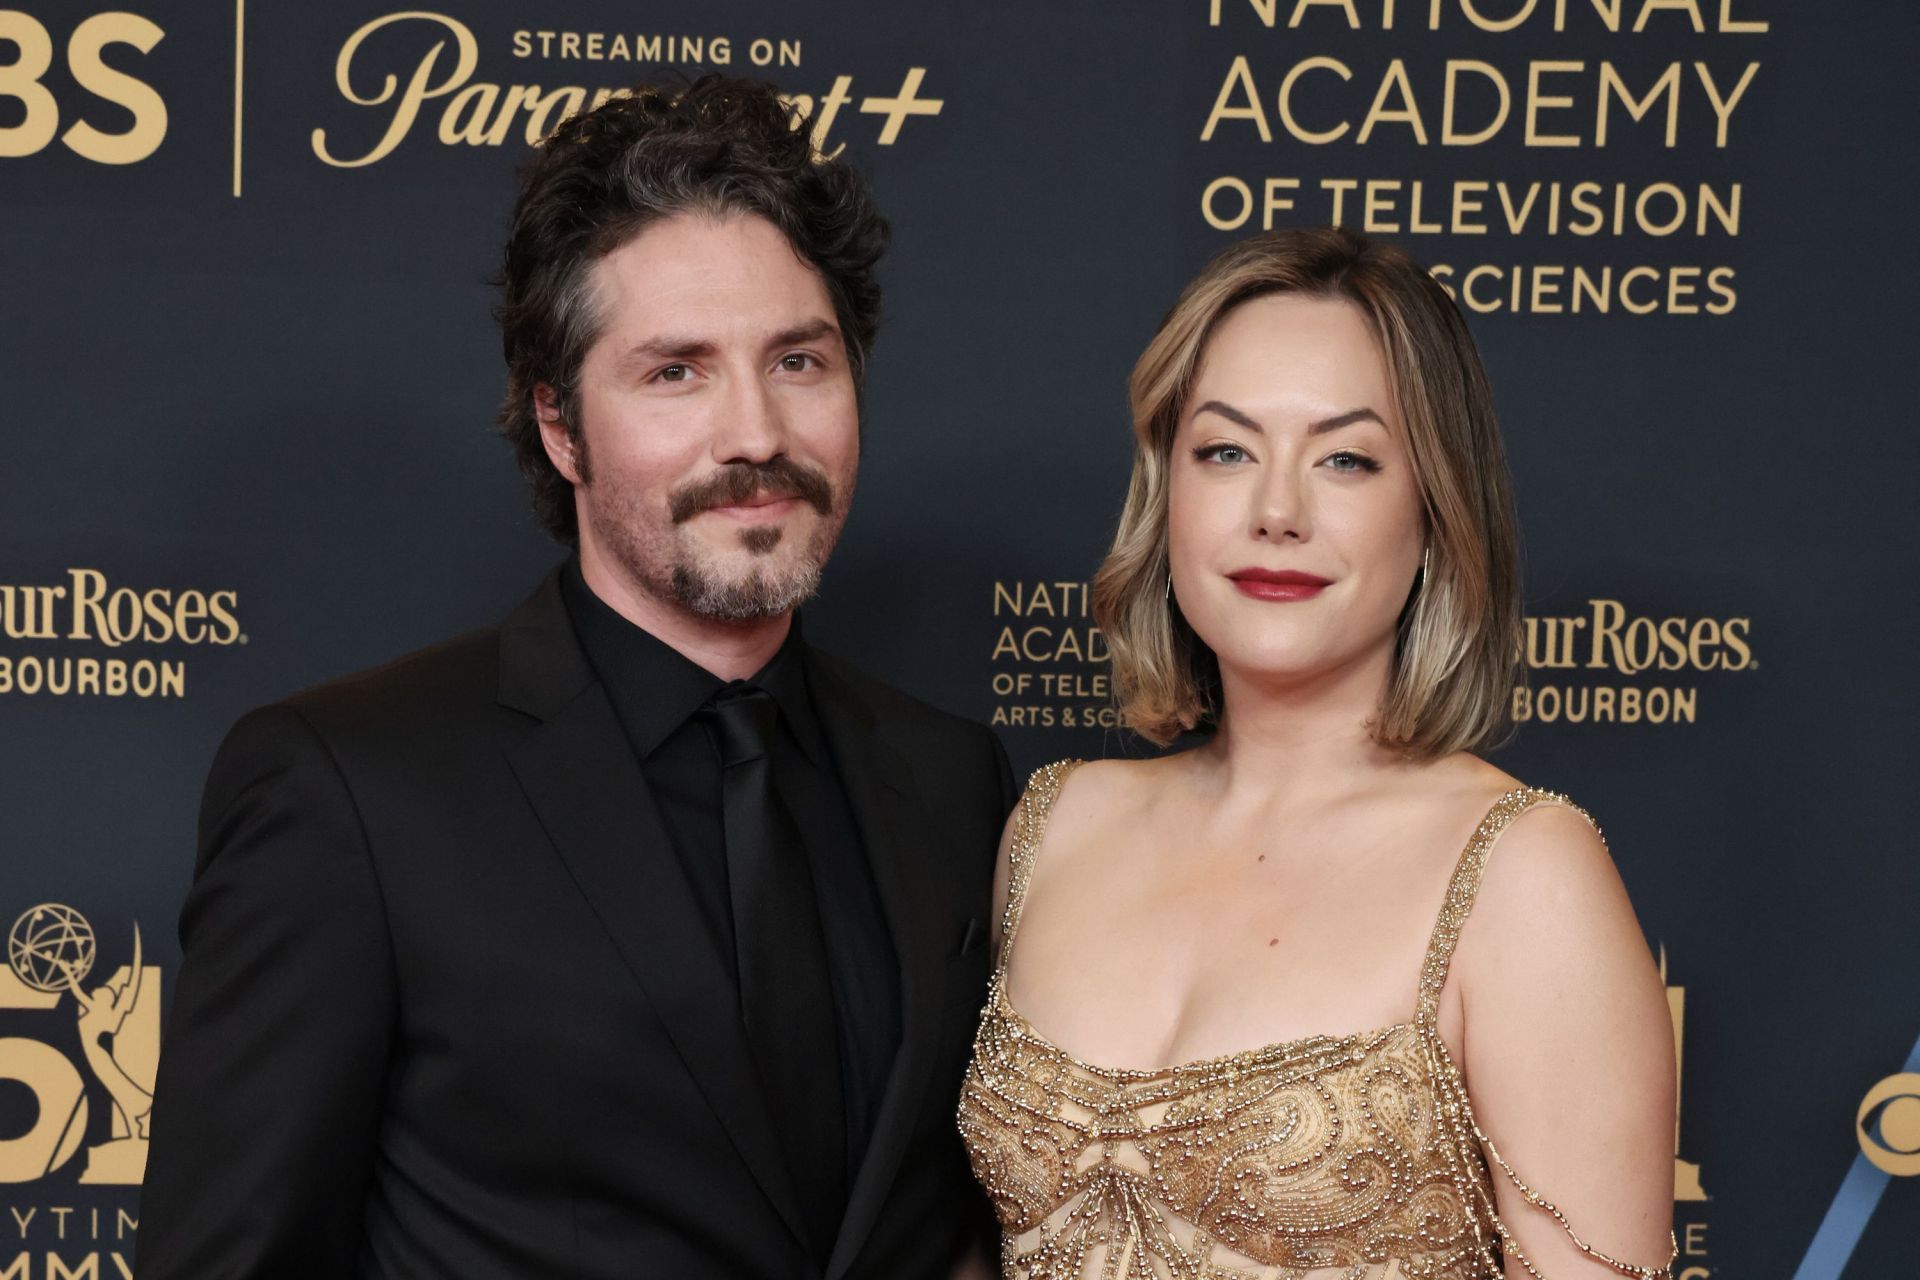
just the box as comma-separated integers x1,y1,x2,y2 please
534,384,583,485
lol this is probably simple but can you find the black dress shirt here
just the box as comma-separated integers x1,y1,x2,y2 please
559,562,901,1190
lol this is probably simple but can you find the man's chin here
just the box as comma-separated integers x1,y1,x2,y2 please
692,544,808,580
668,553,823,622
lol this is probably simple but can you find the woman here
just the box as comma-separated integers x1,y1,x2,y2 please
957,229,1677,1279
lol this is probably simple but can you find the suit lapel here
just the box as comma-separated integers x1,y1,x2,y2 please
808,654,948,1280
496,574,811,1251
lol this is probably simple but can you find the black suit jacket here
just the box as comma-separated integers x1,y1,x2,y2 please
138,570,1015,1279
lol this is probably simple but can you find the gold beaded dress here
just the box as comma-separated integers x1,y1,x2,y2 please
957,761,1674,1280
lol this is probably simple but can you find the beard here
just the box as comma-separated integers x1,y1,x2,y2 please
580,451,848,623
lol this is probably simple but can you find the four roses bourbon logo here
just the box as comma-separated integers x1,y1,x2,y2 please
0,904,159,1185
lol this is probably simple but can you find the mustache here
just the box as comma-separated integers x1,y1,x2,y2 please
668,458,836,524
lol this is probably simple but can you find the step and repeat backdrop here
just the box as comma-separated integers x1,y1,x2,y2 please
2,1,1915,1275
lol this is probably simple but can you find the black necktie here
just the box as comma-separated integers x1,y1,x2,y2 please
705,684,847,1259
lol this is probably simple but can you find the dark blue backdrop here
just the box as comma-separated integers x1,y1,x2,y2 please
2,3,1914,1275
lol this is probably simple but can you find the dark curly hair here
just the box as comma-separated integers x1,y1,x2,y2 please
494,74,891,543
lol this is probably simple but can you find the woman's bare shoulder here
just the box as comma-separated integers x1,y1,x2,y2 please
1452,783,1656,1010
989,754,1185,941
1046,753,1197,836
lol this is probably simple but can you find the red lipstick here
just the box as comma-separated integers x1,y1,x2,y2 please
1226,568,1332,602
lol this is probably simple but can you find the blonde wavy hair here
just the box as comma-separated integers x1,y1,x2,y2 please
1091,228,1522,756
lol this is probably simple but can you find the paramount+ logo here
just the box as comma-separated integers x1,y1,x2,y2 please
310,12,946,169
0,10,167,165
1514,598,1754,727
0,569,243,701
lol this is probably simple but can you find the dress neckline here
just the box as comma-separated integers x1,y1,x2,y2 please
989,974,1416,1081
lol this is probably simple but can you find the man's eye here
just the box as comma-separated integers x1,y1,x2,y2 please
656,364,691,383
779,353,818,373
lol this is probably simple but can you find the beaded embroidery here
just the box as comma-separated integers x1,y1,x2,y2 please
956,760,1677,1280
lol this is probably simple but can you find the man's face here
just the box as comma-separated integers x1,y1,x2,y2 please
539,212,860,621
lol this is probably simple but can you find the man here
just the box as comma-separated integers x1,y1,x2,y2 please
138,76,1013,1279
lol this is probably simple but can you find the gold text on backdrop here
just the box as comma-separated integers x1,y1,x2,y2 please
0,10,167,164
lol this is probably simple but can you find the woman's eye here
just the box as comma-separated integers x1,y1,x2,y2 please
1324,450,1381,473
1194,443,1251,465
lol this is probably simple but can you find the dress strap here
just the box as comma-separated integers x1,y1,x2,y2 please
993,759,1085,981
1413,787,1602,1028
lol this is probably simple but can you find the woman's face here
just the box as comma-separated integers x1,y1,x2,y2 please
1167,293,1427,694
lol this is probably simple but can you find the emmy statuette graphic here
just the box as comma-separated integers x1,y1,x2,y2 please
7,904,156,1184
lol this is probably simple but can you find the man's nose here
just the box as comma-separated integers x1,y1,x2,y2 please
712,369,789,466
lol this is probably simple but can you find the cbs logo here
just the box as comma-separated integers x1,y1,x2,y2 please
1857,1072,1920,1176
0,10,166,164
